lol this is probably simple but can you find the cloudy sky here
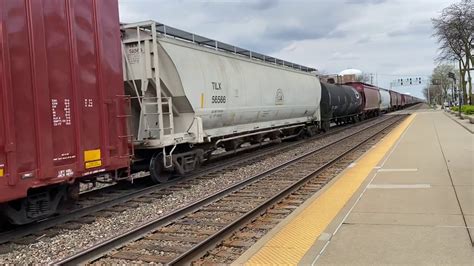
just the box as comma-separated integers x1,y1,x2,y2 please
118,0,455,98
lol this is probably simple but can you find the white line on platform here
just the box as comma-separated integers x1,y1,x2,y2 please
367,184,431,189
378,168,418,172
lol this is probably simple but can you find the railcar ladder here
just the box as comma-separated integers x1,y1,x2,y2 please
133,22,175,140
142,96,175,137
115,95,134,181
124,22,176,169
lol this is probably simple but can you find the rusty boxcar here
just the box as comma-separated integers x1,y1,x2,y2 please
0,0,130,224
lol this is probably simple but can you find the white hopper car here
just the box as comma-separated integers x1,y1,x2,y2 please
379,88,391,112
121,21,322,182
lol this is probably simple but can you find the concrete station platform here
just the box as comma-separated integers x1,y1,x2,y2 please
235,108,473,265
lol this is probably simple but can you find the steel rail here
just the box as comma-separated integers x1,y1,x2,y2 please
54,115,404,265
170,115,405,265
0,117,376,244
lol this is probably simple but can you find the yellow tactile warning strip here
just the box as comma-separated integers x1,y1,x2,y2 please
245,114,416,265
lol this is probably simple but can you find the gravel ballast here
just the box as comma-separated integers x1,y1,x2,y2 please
0,117,391,264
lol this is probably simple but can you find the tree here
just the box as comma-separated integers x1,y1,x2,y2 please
432,0,473,104
423,83,443,105
431,64,457,104
422,64,458,105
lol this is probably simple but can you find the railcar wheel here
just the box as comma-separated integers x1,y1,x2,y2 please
321,120,330,132
150,152,172,183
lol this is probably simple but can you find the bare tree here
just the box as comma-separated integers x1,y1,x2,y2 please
423,84,443,105
432,0,473,104
432,64,457,104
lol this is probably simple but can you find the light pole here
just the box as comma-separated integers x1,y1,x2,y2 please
448,72,461,119
428,85,431,107
431,79,441,109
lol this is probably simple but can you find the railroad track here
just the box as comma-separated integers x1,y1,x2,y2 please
0,116,385,245
54,114,406,265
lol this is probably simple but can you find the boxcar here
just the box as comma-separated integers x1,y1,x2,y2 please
346,82,381,118
0,0,130,224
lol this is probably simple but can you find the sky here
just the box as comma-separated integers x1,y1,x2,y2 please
118,0,456,99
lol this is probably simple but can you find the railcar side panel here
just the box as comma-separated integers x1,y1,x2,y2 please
363,86,381,111
161,39,322,135
123,35,321,143
379,89,391,111
320,82,362,120
346,82,380,111
0,0,129,204
0,30,6,183
389,90,400,108
401,94,406,107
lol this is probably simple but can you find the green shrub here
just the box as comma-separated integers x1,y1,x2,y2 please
451,105,474,115
461,105,474,115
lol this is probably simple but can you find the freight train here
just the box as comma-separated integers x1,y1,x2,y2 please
0,0,422,224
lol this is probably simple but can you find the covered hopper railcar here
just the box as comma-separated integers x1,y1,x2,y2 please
0,0,130,224
389,90,402,110
379,89,391,113
400,94,407,107
121,22,322,183
346,82,381,118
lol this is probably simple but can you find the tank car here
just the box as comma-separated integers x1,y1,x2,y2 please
320,82,362,131
121,22,322,183
0,0,130,224
346,82,381,118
